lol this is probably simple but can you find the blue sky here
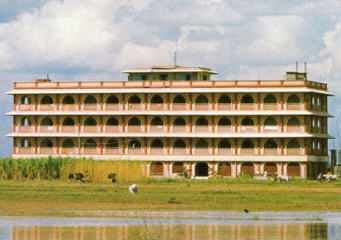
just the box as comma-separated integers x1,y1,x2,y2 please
0,0,341,157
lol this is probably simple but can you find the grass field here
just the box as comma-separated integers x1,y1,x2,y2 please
1,177,341,216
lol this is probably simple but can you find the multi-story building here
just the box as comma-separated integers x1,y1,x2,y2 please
7,65,333,179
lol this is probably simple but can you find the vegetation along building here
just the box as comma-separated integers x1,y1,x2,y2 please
7,65,333,179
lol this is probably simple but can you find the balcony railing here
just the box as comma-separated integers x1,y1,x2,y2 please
18,147,33,154
217,148,233,155
105,104,119,111
217,126,233,133
287,148,303,155
240,126,257,133
62,104,76,111
83,148,98,154
263,126,279,132
150,126,164,133
105,126,120,133
61,126,76,133
195,148,209,155
195,104,209,111
150,148,165,155
172,126,187,133
218,104,233,110
18,126,33,132
40,126,54,132
40,104,53,111
172,103,187,111
128,148,143,154
240,103,256,110
128,104,142,111
194,126,210,133
150,103,164,111
287,104,301,110
263,148,279,155
287,126,304,133
62,148,78,155
240,148,257,155
84,104,98,111
84,126,98,132
128,126,142,133
40,147,54,154
173,148,187,155
105,147,120,155
18,104,32,111
263,103,277,110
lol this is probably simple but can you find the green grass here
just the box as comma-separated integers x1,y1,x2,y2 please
1,178,341,216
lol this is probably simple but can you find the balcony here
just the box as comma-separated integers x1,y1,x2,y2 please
62,148,78,155
40,147,54,154
40,104,53,111
195,104,209,111
172,103,187,111
263,126,279,133
18,126,33,133
40,126,54,133
240,126,257,133
287,148,303,155
263,148,279,155
150,126,164,133
105,104,119,111
240,148,257,155
105,126,120,133
263,104,278,110
83,148,98,154
128,104,142,111
150,103,164,111
173,148,187,155
287,104,301,110
128,126,142,133
128,148,143,154
18,147,33,154
218,104,232,111
84,104,98,111
105,147,120,155
240,103,256,110
194,126,210,133
287,126,304,133
62,104,76,111
61,126,77,133
195,148,209,155
18,104,32,111
217,126,233,133
173,126,187,133
217,149,233,155
150,148,165,155
84,126,98,133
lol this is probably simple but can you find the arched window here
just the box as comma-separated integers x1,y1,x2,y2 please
84,139,97,148
20,139,31,148
84,95,97,104
62,117,75,126
218,95,231,104
195,95,209,104
287,117,300,126
128,117,141,126
150,95,164,104
173,117,186,126
150,162,163,176
195,117,209,126
173,95,186,104
62,95,75,104
241,117,254,126
287,139,300,148
151,139,164,148
128,140,141,148
40,139,53,148
106,117,119,126
264,140,277,149
241,139,254,148
20,117,31,126
218,117,231,126
172,162,184,174
241,94,254,103
40,96,53,104
287,94,300,104
84,117,97,126
196,139,208,148
62,139,75,148
20,96,31,104
106,139,119,148
106,95,119,104
150,117,163,126
263,94,277,104
41,117,53,126
173,139,186,148
264,117,277,126
128,95,141,104
218,139,231,149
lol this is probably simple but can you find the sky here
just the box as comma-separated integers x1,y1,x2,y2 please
0,0,341,157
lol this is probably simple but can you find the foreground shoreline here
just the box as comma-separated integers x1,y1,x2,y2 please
1,179,341,217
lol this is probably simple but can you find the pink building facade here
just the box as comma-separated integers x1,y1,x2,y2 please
7,66,333,179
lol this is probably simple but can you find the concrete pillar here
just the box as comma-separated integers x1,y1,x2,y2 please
260,163,265,174
283,163,288,176
236,163,241,176
300,163,307,179
191,163,195,177
231,163,237,178
277,163,282,176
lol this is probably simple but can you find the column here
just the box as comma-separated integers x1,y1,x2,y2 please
100,94,103,111
234,93,238,110
56,116,59,132
121,137,125,154
167,94,170,111
34,95,38,111
78,94,81,111
144,138,147,154
34,116,38,132
56,94,59,111
189,116,193,133
122,94,125,111
211,116,215,133
167,116,170,133
56,138,59,155
100,116,103,133
280,93,284,110
144,93,148,111
122,116,126,132
189,138,192,155
212,93,215,110
144,116,148,133
300,163,307,178
34,138,38,154
212,138,215,155
100,138,103,155
257,93,261,110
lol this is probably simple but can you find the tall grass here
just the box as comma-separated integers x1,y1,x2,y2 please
0,157,148,182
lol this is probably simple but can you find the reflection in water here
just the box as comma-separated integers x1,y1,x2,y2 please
10,224,328,240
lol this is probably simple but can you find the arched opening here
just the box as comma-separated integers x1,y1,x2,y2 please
287,117,301,132
287,139,301,155
40,139,53,154
218,95,232,110
40,96,53,110
18,139,32,154
62,118,75,126
264,140,278,155
172,162,184,175
264,117,277,131
241,163,254,176
40,96,53,104
173,117,186,132
195,117,209,132
241,95,254,103
128,117,141,132
241,139,255,155
287,163,300,177
40,117,53,132
218,162,231,177
84,95,97,104
150,117,163,132
263,94,277,110
150,162,164,176
105,95,119,111
106,117,119,126
128,95,141,110
241,117,255,132
62,139,75,154
195,162,209,177
218,139,232,155
240,94,255,110
150,139,164,155
62,95,75,111
20,96,31,105
173,139,186,155
172,95,186,110
84,117,97,132
150,95,164,110
106,138,119,154
287,94,301,110
84,139,97,154
218,117,231,132
264,163,277,175
128,139,142,154
62,95,75,104
105,117,119,133
195,95,209,110
19,118,32,132
195,139,209,155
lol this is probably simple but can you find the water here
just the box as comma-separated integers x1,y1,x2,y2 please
0,211,340,240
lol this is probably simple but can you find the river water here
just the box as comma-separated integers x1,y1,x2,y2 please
0,211,340,239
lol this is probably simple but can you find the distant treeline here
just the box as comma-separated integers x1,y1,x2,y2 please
0,157,148,182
